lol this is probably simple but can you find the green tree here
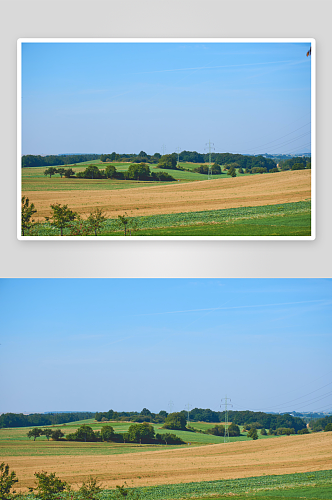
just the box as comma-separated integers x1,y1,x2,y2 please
41,428,53,441
57,167,66,178
227,167,237,177
105,165,117,178
27,428,42,441
127,163,151,180
77,165,104,179
324,423,332,432
87,208,107,236
0,462,18,500
34,471,69,500
21,196,37,236
127,422,155,443
64,168,75,178
101,425,115,442
206,424,225,436
44,167,57,178
291,163,305,170
162,412,187,431
247,428,258,440
51,429,64,441
260,428,267,436
50,203,77,236
228,423,240,437
157,154,178,170
70,424,97,442
297,428,309,434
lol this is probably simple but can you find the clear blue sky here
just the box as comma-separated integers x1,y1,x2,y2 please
1,278,330,415
21,41,312,156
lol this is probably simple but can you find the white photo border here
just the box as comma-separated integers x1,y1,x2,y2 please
17,38,316,241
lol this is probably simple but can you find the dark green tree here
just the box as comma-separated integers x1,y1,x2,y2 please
105,165,117,178
260,428,267,436
41,428,53,441
127,422,155,443
50,203,77,236
57,168,66,178
163,412,187,431
77,165,104,179
51,429,64,441
0,462,18,500
206,424,225,436
247,428,258,440
100,425,115,442
157,154,178,170
291,163,305,170
324,423,332,432
21,196,37,236
127,163,150,180
227,167,237,177
64,168,75,178
27,428,42,441
87,208,107,235
44,167,57,178
228,423,240,437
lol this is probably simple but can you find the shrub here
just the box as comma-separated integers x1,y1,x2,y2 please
206,424,225,436
324,423,332,432
155,433,185,445
298,428,309,434
0,462,18,500
78,476,102,500
163,412,187,431
33,471,69,500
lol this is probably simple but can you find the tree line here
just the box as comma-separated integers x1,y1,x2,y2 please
94,407,306,433
22,154,99,168
43,163,176,182
0,412,94,429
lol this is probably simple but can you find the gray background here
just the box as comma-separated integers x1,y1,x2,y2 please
1,0,330,278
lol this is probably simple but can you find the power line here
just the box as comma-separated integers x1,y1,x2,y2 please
238,122,311,154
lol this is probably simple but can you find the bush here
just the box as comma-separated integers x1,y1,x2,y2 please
206,424,225,436
78,476,102,500
155,433,185,445
260,428,267,435
247,428,258,440
33,471,69,500
298,428,309,434
127,422,155,443
228,423,240,437
163,412,187,431
0,462,18,500
324,423,332,432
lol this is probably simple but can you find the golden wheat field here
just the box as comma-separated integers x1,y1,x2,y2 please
22,169,311,221
6,431,331,492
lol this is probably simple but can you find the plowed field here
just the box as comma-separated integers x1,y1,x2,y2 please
22,170,311,221
7,431,331,492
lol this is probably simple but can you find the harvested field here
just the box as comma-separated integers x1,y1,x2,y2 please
7,431,331,492
22,170,311,221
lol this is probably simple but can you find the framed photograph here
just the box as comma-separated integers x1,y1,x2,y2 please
18,38,315,240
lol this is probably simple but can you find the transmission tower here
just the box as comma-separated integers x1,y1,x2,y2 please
161,144,166,156
168,400,174,414
175,146,181,167
185,403,192,427
221,396,232,443
205,140,215,180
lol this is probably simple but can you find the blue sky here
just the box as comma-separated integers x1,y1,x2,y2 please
21,41,312,156
1,279,330,415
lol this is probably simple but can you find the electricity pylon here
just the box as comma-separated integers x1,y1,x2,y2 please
205,140,215,180
221,396,232,443
175,146,181,167
185,403,192,427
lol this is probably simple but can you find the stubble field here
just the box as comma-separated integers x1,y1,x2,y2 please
4,431,331,492
22,169,310,221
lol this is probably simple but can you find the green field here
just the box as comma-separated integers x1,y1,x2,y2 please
25,201,311,237
10,470,332,500
0,420,278,457
21,161,252,191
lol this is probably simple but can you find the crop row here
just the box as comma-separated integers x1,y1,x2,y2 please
26,201,311,236
13,469,332,500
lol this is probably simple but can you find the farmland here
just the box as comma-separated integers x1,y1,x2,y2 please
2,422,331,493
21,166,311,236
